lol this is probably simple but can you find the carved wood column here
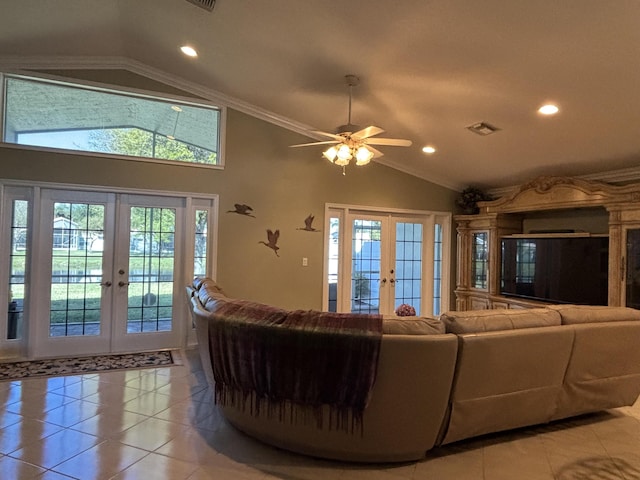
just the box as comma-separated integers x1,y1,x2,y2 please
455,219,471,310
607,207,623,307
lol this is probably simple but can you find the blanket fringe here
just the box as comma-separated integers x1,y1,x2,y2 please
215,383,365,435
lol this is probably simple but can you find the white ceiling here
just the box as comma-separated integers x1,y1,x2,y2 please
2,0,640,191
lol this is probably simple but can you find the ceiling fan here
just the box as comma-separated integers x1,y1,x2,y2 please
290,75,412,170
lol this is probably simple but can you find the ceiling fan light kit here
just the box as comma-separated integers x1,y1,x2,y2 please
322,141,375,166
355,145,375,165
290,74,412,173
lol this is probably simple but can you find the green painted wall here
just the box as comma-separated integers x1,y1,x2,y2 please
0,70,459,310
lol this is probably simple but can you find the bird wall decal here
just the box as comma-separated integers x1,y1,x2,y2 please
297,214,320,232
259,229,280,256
227,204,255,217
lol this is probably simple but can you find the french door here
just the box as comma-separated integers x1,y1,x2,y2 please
326,206,450,317
33,190,182,357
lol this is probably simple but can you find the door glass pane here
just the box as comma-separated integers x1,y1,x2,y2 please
127,207,175,333
626,229,640,309
433,223,443,316
327,217,340,312
472,232,489,289
395,222,423,315
194,209,208,277
8,200,28,340
351,220,381,314
50,202,105,337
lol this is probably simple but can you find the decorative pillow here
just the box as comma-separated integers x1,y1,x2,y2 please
440,308,562,334
547,305,640,324
382,315,445,335
395,304,417,316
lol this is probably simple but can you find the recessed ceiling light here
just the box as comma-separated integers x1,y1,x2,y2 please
538,104,559,115
180,45,198,57
171,105,183,112
422,145,436,154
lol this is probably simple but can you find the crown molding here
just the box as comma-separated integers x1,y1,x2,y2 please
578,166,640,184
0,55,130,71
378,157,463,191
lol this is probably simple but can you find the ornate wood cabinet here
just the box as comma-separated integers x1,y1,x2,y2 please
455,176,640,310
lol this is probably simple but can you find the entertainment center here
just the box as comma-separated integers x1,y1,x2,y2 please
455,175,640,310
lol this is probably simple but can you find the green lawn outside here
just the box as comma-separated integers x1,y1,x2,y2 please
13,249,174,273
11,249,175,324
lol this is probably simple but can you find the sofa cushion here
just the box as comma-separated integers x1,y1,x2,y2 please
382,315,445,335
440,308,561,334
547,305,640,324
197,285,229,311
193,277,227,295
192,276,208,290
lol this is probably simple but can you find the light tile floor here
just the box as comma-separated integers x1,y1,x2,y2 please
1,349,640,479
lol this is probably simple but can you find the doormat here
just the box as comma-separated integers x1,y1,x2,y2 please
0,350,175,381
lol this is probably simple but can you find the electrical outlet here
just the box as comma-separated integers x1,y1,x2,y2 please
302,257,308,267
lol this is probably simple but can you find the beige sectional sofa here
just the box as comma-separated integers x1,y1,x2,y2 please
438,306,640,445
187,278,640,463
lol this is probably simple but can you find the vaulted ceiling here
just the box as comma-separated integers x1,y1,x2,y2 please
2,0,640,191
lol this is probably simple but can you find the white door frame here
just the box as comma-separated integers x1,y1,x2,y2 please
33,189,116,358
343,212,392,315
323,203,451,317
0,180,219,360
111,193,184,353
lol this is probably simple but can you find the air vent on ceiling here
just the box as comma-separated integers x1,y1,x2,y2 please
466,122,500,136
186,0,216,12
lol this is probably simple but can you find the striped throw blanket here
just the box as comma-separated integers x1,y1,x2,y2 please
207,298,383,433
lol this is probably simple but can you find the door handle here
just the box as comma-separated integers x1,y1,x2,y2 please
118,281,130,287
380,278,387,285
389,278,396,285
100,281,112,287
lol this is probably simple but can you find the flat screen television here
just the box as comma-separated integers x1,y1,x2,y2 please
500,235,609,305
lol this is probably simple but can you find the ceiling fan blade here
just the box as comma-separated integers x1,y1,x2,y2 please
368,146,385,158
311,130,345,141
365,138,413,147
351,126,385,141
289,140,339,148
